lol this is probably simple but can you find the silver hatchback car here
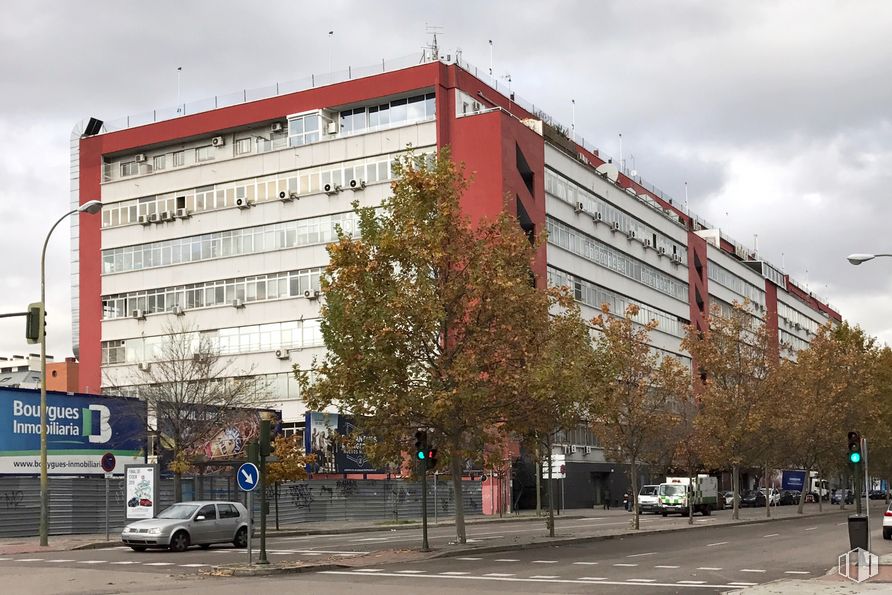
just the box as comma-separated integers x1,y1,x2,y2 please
121,501,249,552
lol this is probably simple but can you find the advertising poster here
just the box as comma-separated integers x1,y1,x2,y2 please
305,412,382,474
125,464,159,519
0,387,146,475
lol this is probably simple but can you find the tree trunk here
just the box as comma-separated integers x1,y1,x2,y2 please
732,464,740,520
174,472,183,502
765,462,771,518
449,447,466,544
547,440,555,537
817,469,823,512
630,462,639,530
839,470,846,511
535,441,542,517
688,470,694,525
797,468,808,514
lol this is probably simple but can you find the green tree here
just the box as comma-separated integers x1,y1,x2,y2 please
302,149,559,544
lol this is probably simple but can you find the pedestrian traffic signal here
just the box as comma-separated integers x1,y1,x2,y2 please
414,430,428,461
426,448,438,470
848,431,862,464
25,302,44,344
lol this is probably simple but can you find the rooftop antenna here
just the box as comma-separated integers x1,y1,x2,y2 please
328,30,334,78
684,181,689,212
753,234,758,257
781,252,786,271
423,24,444,62
489,39,494,78
176,67,183,115
571,99,576,139
618,133,623,173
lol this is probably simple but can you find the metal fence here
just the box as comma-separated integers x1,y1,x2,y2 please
0,476,482,538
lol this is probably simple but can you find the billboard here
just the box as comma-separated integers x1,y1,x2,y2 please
0,387,146,475
305,412,382,474
125,464,160,519
782,469,807,491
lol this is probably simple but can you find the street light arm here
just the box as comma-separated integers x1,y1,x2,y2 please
847,253,892,266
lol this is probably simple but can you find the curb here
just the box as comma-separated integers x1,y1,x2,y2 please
206,562,348,577
428,508,853,559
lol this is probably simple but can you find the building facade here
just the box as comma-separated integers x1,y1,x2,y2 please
73,53,839,507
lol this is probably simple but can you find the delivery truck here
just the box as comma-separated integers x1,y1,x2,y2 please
658,475,721,516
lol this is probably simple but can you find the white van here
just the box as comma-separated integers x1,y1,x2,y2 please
638,485,660,513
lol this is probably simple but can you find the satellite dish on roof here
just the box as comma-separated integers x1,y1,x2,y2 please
595,162,619,182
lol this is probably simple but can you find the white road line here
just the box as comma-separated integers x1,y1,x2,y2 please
17,559,44,562
706,541,728,547
655,565,680,569
613,563,638,567
179,564,210,567
0,558,11,561
628,579,656,582
494,559,519,562
440,571,470,575
530,575,558,579
353,537,391,542
484,573,515,577
353,569,383,572
697,567,722,571
580,577,607,580
143,562,175,566
532,560,558,564
110,561,140,565
627,552,656,557
47,560,75,563
784,571,810,575
572,562,598,565
740,568,767,573
730,583,757,586
396,570,425,574
804,527,818,531
322,571,767,589
763,533,779,537
77,561,106,564
456,557,482,561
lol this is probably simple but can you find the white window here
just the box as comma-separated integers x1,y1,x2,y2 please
120,161,138,177
195,146,214,162
288,113,321,147
235,138,252,155
153,155,166,171
172,151,185,167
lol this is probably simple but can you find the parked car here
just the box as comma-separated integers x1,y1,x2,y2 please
869,490,887,500
638,485,661,514
831,489,854,505
740,489,767,507
121,501,249,552
779,490,800,506
884,502,892,540
722,491,736,507
760,488,781,506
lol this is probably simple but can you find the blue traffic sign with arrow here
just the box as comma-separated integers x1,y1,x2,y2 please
237,462,260,492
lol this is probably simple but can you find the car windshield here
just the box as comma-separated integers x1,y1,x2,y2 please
640,486,657,496
157,504,199,519
660,485,686,496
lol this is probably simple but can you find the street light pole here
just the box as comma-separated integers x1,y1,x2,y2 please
38,199,102,547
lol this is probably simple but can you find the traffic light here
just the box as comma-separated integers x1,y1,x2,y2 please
426,448,438,470
414,430,428,461
25,302,44,344
848,431,862,464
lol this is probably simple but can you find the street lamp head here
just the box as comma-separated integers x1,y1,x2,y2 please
78,200,103,215
847,253,876,266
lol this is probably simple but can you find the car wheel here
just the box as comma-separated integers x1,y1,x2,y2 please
199,544,211,550
169,530,190,552
661,511,667,517
130,546,146,552
884,528,892,541
234,526,248,549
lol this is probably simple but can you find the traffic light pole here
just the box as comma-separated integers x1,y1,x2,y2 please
258,419,271,565
420,458,430,552
863,437,871,552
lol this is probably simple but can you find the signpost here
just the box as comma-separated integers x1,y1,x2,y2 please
101,452,116,541
237,462,259,566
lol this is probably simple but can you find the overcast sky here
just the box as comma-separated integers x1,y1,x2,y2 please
2,0,891,360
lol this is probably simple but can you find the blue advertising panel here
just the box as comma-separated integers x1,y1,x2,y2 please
0,387,146,475
305,411,383,474
782,469,806,491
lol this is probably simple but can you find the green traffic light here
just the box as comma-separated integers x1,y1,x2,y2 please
417,451,426,460
850,452,862,464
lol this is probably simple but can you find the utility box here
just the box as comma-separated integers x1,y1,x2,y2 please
848,514,869,551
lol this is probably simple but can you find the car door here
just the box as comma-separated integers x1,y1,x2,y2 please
216,504,240,541
192,504,218,544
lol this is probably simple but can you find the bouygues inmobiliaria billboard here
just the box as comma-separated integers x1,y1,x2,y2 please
0,387,146,475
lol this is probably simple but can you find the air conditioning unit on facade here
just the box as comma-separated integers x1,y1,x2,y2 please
570,444,577,454
138,215,150,226
658,246,667,255
304,289,321,300
135,153,147,163
232,299,245,309
274,349,290,360
170,305,185,316
175,208,191,219
278,191,297,202
271,122,284,133
671,254,682,264
574,202,584,214
323,183,341,195
612,221,621,231
148,213,159,223
326,121,338,135
236,198,253,209
131,309,146,320
593,211,602,222
583,445,592,454
192,353,208,363
137,362,151,372
644,239,652,248
211,136,225,147
349,179,366,191
627,229,636,240
160,211,173,222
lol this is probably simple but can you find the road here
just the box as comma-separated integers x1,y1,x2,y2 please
0,504,888,593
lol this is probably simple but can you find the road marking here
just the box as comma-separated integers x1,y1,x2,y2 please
143,562,175,566
484,573,515,577
532,560,558,564
322,571,770,589
47,559,75,563
705,541,728,547
17,559,44,562
396,570,425,574
627,552,656,557
804,526,817,531
613,563,638,567
0,558,11,561
628,578,656,582
730,583,757,586
572,562,598,565
494,559,519,562
77,561,107,564
580,577,607,580
353,537,391,542
530,575,558,579
179,564,210,568
697,567,722,571
353,569,383,572
456,557,482,561
110,561,140,565
784,571,810,574
655,565,680,569
763,533,779,537
440,571,469,575
740,568,767,573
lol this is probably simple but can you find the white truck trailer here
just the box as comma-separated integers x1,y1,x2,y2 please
658,475,721,516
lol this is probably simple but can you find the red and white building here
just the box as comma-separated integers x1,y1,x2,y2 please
72,51,839,509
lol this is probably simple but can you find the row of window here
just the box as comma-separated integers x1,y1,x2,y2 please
545,169,687,261
548,267,687,338
707,260,766,306
109,370,311,403
101,152,398,229
101,319,324,365
335,92,436,137
102,267,323,319
102,211,360,274
546,218,689,302
777,301,821,334
780,329,811,353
